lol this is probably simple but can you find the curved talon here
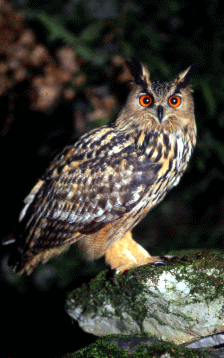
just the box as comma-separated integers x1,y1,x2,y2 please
148,260,166,267
112,268,120,276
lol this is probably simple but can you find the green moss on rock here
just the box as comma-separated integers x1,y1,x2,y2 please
66,252,224,341
66,252,224,328
66,269,149,330
62,334,210,358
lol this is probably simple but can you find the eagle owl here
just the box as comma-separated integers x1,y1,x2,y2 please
6,58,197,274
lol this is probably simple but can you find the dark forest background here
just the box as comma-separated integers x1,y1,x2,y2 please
1,0,224,356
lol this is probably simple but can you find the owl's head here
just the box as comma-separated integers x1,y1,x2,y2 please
117,58,197,135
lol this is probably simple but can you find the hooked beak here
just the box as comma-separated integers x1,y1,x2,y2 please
157,105,163,123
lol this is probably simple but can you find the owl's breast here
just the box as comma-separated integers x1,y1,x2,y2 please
135,132,194,216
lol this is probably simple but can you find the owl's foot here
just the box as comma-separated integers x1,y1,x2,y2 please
105,230,164,273
145,254,177,268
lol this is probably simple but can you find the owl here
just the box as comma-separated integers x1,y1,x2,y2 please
6,58,197,274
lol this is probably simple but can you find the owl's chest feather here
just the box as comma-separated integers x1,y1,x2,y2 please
135,132,193,213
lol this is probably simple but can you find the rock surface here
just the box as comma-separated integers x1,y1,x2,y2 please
62,334,224,357
66,252,224,346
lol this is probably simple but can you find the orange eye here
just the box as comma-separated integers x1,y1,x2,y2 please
168,95,182,107
139,95,153,107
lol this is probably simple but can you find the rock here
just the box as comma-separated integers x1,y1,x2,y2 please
61,334,224,357
106,336,165,353
65,252,224,345
187,333,224,349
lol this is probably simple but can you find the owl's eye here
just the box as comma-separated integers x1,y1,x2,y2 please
168,95,182,107
139,95,153,107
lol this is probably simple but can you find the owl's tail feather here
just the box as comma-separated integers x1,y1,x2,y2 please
1,236,16,246
2,236,18,267
3,235,27,274
7,239,71,275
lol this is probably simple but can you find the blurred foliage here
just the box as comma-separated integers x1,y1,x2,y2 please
37,13,109,66
2,0,224,291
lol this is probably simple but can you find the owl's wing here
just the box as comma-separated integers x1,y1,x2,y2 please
18,126,159,252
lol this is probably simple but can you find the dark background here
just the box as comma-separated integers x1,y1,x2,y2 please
1,0,224,356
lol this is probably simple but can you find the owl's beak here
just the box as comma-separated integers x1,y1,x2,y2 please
157,105,163,122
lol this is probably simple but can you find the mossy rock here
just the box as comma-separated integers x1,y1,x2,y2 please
66,252,224,345
62,334,211,357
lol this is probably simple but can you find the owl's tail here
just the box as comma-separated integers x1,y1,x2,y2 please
2,234,26,273
2,234,71,275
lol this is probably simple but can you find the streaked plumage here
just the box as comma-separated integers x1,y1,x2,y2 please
6,58,197,274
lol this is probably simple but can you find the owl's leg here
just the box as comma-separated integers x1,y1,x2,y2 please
105,230,161,273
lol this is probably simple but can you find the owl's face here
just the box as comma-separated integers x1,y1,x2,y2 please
117,59,197,135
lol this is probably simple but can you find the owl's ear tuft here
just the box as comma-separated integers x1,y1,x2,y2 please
175,63,198,90
125,58,150,90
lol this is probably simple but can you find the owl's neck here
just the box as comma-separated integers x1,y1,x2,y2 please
114,113,196,154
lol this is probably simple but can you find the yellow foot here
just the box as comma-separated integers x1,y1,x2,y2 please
105,230,165,273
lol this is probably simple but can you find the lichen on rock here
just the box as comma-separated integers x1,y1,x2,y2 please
65,252,224,345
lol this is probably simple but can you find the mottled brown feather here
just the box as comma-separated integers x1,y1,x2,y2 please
8,60,197,274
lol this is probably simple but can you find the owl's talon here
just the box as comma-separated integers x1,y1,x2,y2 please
112,268,120,276
148,260,166,267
